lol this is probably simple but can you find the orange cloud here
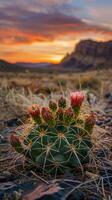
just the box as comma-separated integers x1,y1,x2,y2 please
0,2,112,63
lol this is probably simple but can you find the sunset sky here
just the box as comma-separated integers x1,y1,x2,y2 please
0,0,112,63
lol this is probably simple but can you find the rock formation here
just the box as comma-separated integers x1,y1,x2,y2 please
61,40,112,70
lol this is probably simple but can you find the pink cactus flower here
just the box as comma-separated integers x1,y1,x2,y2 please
70,92,84,107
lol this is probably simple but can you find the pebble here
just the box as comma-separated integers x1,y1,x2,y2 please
4,118,22,127
104,92,111,99
96,120,103,126
104,117,112,123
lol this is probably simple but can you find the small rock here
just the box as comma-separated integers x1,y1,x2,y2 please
96,120,103,126
4,118,22,127
104,92,111,99
104,117,112,123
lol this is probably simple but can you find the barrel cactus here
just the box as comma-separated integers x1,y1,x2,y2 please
10,91,95,176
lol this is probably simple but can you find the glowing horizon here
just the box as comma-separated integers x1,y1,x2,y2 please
0,0,112,63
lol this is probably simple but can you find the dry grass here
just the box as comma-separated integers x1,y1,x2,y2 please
0,69,112,121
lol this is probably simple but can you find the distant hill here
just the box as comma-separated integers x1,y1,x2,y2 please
0,59,26,72
61,40,112,70
16,62,52,68
0,60,53,72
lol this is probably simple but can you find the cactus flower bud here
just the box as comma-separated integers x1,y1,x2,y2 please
28,104,41,124
56,108,64,122
58,97,66,108
84,112,96,134
49,100,57,112
41,107,55,126
70,92,84,117
10,133,23,153
10,133,20,147
64,107,74,125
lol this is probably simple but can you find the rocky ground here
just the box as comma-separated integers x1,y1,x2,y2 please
0,92,112,200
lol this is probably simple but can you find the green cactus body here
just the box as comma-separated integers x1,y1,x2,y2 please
10,92,95,176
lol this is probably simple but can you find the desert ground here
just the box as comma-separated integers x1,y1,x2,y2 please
0,69,112,200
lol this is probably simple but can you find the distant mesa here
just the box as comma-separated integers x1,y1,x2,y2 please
61,39,112,70
0,39,112,72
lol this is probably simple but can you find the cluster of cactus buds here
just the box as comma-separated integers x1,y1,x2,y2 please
10,91,95,176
